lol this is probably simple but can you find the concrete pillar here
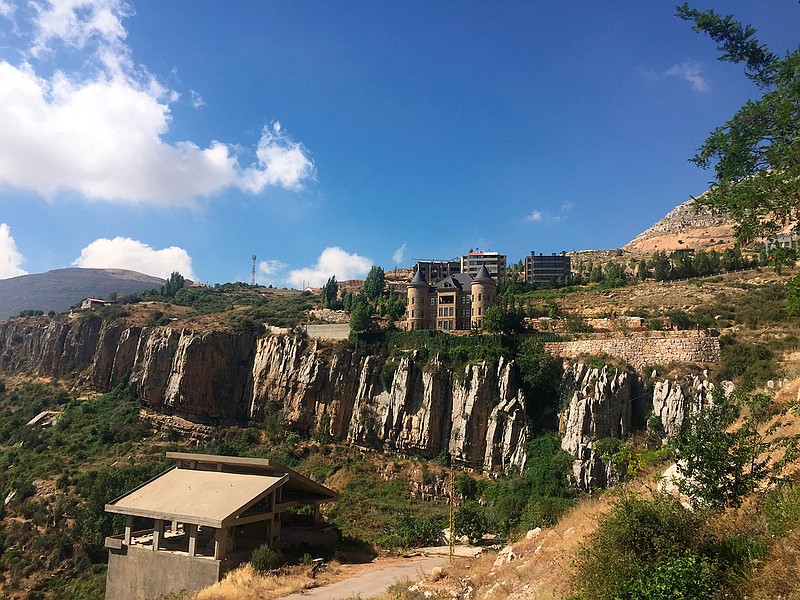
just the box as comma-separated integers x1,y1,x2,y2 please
153,519,164,551
171,519,179,533
313,503,321,527
124,515,133,545
214,528,227,560
188,523,198,557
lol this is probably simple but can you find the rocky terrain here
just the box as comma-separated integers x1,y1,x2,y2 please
0,314,720,478
623,198,736,253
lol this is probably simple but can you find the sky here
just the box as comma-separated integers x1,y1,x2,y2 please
0,1,798,287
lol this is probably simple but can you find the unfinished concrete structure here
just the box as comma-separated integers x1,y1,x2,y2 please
104,452,339,600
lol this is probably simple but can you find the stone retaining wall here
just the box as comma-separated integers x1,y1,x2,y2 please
544,331,720,369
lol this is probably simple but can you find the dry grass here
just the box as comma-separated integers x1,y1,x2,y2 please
750,528,800,599
191,562,341,600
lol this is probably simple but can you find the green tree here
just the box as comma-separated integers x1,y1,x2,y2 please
602,261,627,288
768,246,797,275
160,271,185,298
650,251,671,281
320,276,339,309
515,337,561,405
636,259,649,281
678,4,800,243
674,388,773,508
349,299,372,333
483,304,525,338
362,265,385,301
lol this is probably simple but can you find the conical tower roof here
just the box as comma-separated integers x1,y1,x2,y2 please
409,269,429,288
472,265,495,284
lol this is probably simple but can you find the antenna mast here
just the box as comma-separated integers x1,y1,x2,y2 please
250,255,257,286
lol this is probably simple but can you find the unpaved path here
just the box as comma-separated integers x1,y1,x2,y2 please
281,556,448,600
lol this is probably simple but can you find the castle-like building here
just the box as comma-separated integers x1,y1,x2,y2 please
406,265,497,331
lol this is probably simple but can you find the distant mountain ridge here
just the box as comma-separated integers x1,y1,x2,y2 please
0,268,165,320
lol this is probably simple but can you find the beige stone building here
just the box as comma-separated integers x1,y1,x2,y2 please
407,265,497,331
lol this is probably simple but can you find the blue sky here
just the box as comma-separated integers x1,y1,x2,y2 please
0,1,797,287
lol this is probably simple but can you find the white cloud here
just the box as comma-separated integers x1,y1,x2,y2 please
258,259,286,276
0,0,314,204
0,223,27,279
526,210,544,222
392,243,407,265
0,0,16,18
73,236,195,279
664,60,710,93
189,89,205,109
287,246,372,289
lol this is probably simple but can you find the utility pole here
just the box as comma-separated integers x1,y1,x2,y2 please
449,460,455,564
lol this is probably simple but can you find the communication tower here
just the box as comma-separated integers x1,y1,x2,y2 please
250,255,257,286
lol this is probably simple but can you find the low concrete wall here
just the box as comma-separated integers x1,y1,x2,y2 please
544,331,720,370
106,545,223,600
306,324,350,340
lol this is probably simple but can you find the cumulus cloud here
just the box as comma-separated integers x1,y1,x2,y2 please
287,246,372,289
664,60,710,93
258,259,286,276
0,0,15,17
526,210,544,222
392,243,407,265
526,203,575,224
73,236,195,279
0,0,314,204
0,223,27,279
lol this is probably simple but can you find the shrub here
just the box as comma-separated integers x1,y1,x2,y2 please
764,483,800,536
250,545,285,573
454,502,489,543
572,494,713,600
627,554,716,600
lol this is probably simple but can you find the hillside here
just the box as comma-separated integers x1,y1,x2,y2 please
624,198,736,254
0,268,164,319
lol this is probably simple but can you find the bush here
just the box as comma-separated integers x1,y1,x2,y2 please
764,483,800,536
572,494,713,600
627,554,716,600
454,502,489,543
250,545,285,573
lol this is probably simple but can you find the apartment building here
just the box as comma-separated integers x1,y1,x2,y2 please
524,251,571,284
460,250,507,279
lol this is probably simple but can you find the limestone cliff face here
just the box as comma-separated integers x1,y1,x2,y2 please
0,319,529,472
0,316,721,482
559,363,725,490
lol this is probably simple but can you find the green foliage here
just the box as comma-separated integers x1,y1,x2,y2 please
768,247,797,275
627,554,716,600
572,494,715,600
380,359,399,391
394,511,444,548
764,482,800,536
454,502,489,543
483,304,525,338
321,276,340,309
677,5,800,243
675,388,772,509
484,435,574,536
349,299,373,333
362,265,385,301
717,335,776,387
786,275,800,319
160,271,186,298
250,545,286,572
146,310,170,327
515,337,561,407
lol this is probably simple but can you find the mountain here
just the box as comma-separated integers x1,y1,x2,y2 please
624,198,736,254
0,268,164,319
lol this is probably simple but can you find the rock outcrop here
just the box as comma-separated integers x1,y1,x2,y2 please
0,316,722,482
560,362,727,490
0,318,530,472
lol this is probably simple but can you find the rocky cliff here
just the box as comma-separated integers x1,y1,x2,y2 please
0,318,531,472
560,363,724,489
0,316,720,480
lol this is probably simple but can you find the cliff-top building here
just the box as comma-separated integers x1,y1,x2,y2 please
461,250,507,279
407,265,497,331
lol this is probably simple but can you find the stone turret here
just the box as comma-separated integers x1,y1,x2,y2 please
407,269,431,330
470,265,496,329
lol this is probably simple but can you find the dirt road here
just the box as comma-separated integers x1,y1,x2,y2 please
281,556,448,600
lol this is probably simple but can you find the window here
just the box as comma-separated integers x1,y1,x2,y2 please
411,297,415,304
449,307,454,316
430,310,435,319
478,293,482,301
430,297,436,305
478,307,482,316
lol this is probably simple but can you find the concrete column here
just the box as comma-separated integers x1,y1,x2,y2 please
313,503,321,527
188,523,198,557
171,519,179,533
124,515,133,545
153,519,164,551
268,491,275,546
214,528,227,560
